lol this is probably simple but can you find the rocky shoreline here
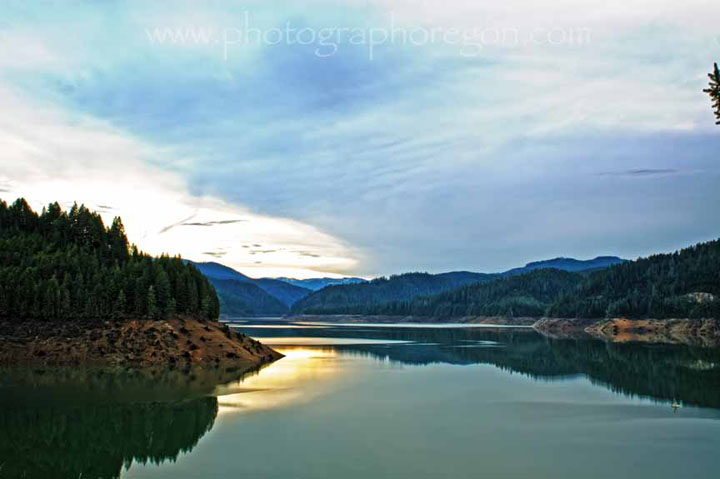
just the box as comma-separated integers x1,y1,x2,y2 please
0,318,282,366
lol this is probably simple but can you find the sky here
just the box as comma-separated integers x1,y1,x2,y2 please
0,0,718,279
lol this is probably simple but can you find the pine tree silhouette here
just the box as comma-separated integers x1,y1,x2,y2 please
704,63,720,124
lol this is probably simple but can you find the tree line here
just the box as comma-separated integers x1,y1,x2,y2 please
0,198,219,321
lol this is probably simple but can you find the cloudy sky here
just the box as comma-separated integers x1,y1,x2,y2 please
1,0,718,278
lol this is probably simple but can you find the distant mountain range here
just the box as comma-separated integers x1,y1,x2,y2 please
187,262,310,316
290,257,626,315
274,277,367,291
207,278,288,316
189,255,628,317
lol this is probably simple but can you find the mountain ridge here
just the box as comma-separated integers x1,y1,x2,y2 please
503,256,626,276
189,255,628,316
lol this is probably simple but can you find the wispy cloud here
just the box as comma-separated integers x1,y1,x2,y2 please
182,219,247,226
202,251,227,258
596,168,684,177
158,213,198,234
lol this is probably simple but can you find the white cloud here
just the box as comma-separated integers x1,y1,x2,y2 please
0,84,361,279
0,32,65,70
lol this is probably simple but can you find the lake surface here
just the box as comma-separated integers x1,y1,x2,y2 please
2,319,720,478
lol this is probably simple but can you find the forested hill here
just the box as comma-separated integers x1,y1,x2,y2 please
189,261,309,315
291,271,496,314
372,269,583,318
371,239,720,320
547,239,720,319
0,199,219,320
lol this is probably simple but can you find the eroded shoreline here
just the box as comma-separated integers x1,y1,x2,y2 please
0,318,282,366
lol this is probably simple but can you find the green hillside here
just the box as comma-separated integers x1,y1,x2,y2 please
548,239,720,319
375,239,720,320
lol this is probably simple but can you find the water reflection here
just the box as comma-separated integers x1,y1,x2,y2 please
232,321,720,410
2,322,720,479
0,366,259,479
216,348,347,414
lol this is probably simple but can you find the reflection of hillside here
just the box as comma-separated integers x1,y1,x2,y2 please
0,366,258,479
242,324,720,410
364,336,720,409
0,398,217,479
546,340,720,409
0,364,262,405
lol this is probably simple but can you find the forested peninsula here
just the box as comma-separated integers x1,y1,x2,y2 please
0,198,280,366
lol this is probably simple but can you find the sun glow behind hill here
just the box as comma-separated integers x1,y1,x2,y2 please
0,86,361,279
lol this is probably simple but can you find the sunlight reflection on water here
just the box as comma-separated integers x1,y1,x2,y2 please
215,347,351,415
254,337,412,346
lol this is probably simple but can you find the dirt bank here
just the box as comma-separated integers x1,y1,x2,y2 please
0,318,282,366
532,318,598,336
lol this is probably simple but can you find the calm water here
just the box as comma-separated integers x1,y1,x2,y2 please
2,320,720,478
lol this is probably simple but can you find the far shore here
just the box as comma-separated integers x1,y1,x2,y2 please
284,314,537,326
284,314,720,347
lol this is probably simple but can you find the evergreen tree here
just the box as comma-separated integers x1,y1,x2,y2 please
704,62,720,124
147,286,159,319
114,290,127,318
0,198,220,321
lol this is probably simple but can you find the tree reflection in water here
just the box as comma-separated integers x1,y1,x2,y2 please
0,365,259,479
